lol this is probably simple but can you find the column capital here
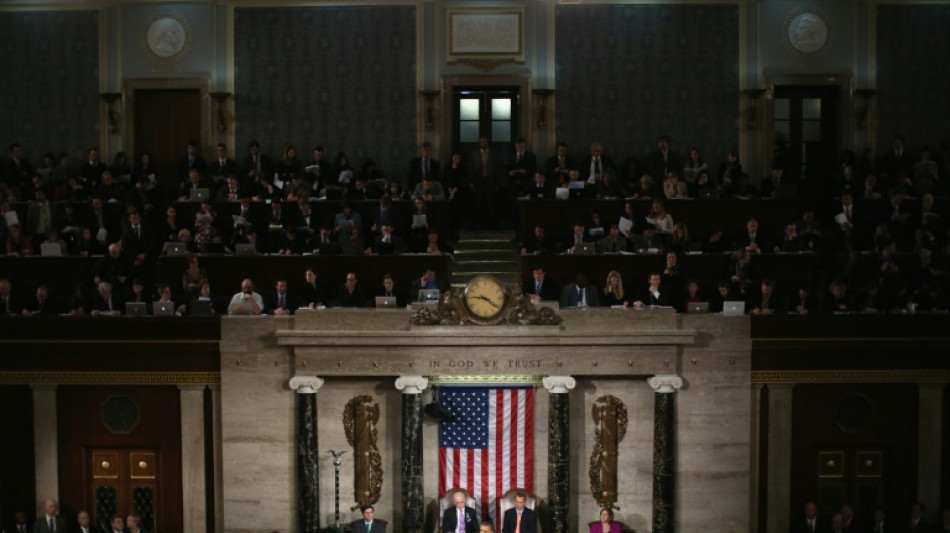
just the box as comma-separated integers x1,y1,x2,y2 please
395,375,429,394
648,374,683,394
542,375,576,394
289,375,324,394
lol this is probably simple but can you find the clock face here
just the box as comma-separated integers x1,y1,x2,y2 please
464,276,507,319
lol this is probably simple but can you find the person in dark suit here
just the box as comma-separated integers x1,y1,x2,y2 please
523,266,559,302
469,136,504,229
759,165,786,199
73,510,103,533
880,135,914,188
375,273,409,307
524,172,555,200
507,138,538,194
263,279,302,315
176,140,207,185
10,510,29,533
791,500,828,533
106,516,125,533
903,502,931,533
351,505,387,533
560,274,601,308
580,142,615,186
33,499,68,533
648,134,683,182
408,141,441,190
242,139,274,185
125,513,148,533
409,267,448,301
216,176,246,202
520,224,558,255
750,278,783,314
207,143,238,184
90,281,121,317
501,491,537,533
338,271,367,308
79,147,108,187
442,491,479,533
544,142,576,184
633,273,671,308
178,168,213,201
21,285,59,316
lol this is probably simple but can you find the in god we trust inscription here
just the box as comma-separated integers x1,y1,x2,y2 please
142,13,193,63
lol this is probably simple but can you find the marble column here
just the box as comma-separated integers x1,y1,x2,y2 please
647,374,683,533
179,386,207,533
32,384,59,514
765,384,795,533
289,375,325,533
917,383,943,519
542,376,576,533
395,376,429,533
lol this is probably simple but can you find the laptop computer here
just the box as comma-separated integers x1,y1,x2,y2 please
375,296,398,309
686,301,709,314
418,289,440,302
125,302,147,316
163,242,188,256
698,188,720,200
574,242,595,255
235,243,257,255
40,243,63,256
189,299,214,315
152,301,175,316
722,301,746,315
189,188,210,201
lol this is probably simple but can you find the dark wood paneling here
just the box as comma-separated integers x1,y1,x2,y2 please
0,385,35,532
57,386,183,533
791,384,917,526
135,89,201,200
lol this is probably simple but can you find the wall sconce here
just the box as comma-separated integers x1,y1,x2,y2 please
532,89,555,130
99,93,122,134
852,88,876,130
209,92,232,134
419,90,440,132
742,88,767,130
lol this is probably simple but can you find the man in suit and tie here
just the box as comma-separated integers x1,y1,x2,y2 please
560,274,600,308
33,499,67,533
10,510,29,533
408,141,441,190
501,491,537,533
176,140,207,185
507,138,538,194
469,136,503,230
442,491,478,533
633,273,671,309
351,505,386,533
263,279,302,316
523,267,558,302
792,500,828,533
207,143,238,185
524,172,555,200
647,134,682,184
73,510,102,533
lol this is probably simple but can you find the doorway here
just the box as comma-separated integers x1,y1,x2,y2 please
133,89,202,202
772,86,839,201
451,86,520,160
90,448,161,533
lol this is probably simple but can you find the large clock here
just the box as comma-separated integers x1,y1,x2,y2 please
463,276,508,322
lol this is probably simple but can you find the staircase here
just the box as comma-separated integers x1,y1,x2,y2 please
450,230,522,289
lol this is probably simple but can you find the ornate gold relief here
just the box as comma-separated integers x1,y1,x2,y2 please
411,281,560,326
589,395,627,509
343,395,382,509
818,451,844,478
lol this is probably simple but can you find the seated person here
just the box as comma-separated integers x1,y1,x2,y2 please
750,278,782,315
590,508,623,533
301,268,329,309
341,226,367,256
710,280,736,313
263,279,301,315
351,505,386,533
424,229,454,255
314,224,341,255
411,176,446,201
630,223,665,254
598,224,628,253
409,267,448,301
523,267,559,302
601,270,629,307
278,226,309,255
560,274,600,308
90,281,121,316
632,273,671,308
228,278,263,315
370,223,407,255
334,203,362,243
183,281,220,315
791,285,816,314
737,218,769,254
521,224,558,255
563,222,593,254
21,284,59,316
338,271,367,308
376,273,409,307
824,281,852,313
524,172,555,199
178,169,211,201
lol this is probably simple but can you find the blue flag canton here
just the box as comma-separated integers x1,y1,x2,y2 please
438,387,489,448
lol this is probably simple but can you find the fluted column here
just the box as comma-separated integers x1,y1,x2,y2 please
648,374,683,533
395,376,429,533
289,375,325,533
543,376,576,533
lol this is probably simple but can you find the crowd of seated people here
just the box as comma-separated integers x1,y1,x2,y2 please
791,500,950,533
2,133,949,315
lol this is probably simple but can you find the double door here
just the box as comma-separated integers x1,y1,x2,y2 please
90,449,161,533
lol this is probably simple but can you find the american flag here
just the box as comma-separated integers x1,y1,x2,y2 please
438,386,534,522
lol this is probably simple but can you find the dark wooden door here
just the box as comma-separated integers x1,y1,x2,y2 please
90,448,161,533
773,86,839,202
134,89,201,201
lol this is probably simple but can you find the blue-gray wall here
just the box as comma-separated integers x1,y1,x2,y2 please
554,4,739,166
876,4,950,154
233,5,417,181
0,10,99,162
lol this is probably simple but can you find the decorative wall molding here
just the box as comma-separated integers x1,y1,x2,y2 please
751,370,950,384
0,371,219,386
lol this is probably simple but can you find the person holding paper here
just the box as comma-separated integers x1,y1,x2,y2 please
412,175,446,201
598,224,628,253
